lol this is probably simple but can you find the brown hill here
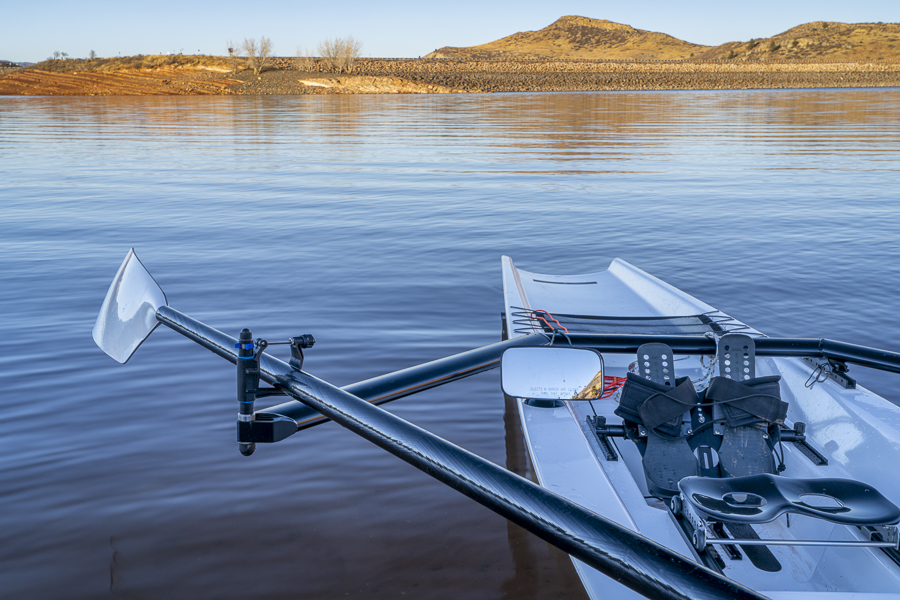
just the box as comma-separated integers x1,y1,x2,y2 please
697,21,900,61
427,16,900,61
428,16,707,60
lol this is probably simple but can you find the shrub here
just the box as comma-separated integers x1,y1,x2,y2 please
317,36,363,74
242,36,273,76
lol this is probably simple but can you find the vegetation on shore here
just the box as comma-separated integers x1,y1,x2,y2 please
29,53,235,73
26,35,364,76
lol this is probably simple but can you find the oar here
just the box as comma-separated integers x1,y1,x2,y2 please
94,249,767,600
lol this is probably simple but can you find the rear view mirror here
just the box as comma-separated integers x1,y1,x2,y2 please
501,347,604,401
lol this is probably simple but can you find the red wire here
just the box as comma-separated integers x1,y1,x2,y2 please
528,308,623,399
600,375,627,399
531,309,569,333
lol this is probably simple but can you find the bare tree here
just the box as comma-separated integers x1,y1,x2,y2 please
242,36,273,76
294,47,315,72
316,38,340,72
316,36,363,74
89,50,97,59
341,36,362,74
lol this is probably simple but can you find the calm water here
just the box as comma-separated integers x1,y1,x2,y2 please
2,90,900,599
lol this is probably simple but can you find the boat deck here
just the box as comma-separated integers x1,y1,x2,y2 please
503,256,900,599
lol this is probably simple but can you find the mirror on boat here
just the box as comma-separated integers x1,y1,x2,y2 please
501,347,604,401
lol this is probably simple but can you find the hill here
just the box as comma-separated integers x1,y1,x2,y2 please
697,21,900,61
427,16,900,61
428,16,707,60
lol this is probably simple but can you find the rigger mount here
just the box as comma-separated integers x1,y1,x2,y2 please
235,328,316,456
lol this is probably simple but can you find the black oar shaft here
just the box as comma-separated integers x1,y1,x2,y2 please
156,307,765,600
275,336,535,429
261,354,765,600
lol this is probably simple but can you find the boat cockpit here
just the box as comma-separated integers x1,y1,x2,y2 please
501,333,900,583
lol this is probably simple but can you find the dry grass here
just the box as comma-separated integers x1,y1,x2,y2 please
294,48,315,71
29,54,237,73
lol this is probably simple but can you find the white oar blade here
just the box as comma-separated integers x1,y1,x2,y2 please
92,249,168,363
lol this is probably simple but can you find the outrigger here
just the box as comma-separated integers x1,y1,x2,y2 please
94,250,900,600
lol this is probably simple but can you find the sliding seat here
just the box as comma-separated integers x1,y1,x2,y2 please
675,473,900,553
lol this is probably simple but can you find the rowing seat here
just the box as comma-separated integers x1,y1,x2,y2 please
679,473,900,526
675,473,900,555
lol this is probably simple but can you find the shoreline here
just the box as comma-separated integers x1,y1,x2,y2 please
2,59,900,95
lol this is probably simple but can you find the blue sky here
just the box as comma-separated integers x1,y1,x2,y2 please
2,0,898,63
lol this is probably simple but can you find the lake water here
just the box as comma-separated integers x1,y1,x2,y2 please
2,89,900,599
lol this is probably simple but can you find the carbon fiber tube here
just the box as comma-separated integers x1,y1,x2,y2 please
267,334,715,428
261,349,766,599
154,306,765,600
274,336,538,428
265,334,900,430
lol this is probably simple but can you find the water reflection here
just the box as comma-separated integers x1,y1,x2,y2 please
1,89,899,599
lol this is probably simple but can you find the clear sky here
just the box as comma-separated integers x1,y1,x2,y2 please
2,0,898,63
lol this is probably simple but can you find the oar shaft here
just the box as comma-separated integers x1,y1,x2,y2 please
155,306,764,599
262,355,765,600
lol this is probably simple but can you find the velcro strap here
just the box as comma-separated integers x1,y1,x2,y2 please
704,375,787,427
616,373,700,437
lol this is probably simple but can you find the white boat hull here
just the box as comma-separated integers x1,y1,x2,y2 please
502,257,900,598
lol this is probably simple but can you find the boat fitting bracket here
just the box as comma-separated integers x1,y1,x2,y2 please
235,332,315,454
586,415,623,461
802,357,857,389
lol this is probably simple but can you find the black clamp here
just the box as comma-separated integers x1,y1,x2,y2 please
235,331,316,456
288,334,316,371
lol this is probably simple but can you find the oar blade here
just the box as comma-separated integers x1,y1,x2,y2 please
92,248,167,363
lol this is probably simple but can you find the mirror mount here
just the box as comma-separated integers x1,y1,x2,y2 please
526,398,566,408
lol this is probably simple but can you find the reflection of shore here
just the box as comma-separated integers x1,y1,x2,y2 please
502,391,589,599
574,370,605,400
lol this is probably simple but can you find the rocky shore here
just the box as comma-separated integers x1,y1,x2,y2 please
349,59,900,92
2,58,899,96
